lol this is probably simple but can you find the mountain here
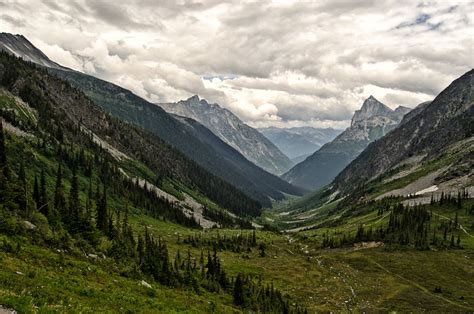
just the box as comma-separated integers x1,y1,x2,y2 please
282,96,409,190
258,127,341,160
273,69,473,231
0,33,304,206
0,33,68,70
333,69,474,195
159,96,292,174
0,51,263,221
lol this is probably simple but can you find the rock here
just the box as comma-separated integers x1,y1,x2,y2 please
140,280,152,288
0,305,17,314
158,95,292,175
23,220,36,230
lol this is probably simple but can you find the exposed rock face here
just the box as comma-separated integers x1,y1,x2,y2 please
282,96,410,190
351,96,393,126
159,95,292,175
333,69,474,194
0,33,69,70
258,127,341,161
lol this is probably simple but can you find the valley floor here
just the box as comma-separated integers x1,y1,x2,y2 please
1,212,473,313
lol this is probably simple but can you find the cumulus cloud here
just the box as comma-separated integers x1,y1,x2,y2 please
0,0,472,129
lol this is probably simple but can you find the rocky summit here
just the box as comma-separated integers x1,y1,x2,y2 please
159,95,292,175
282,96,410,190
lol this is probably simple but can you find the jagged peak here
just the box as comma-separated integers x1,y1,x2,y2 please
351,96,393,126
187,94,200,102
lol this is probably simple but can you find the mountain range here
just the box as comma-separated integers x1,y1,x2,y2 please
333,69,474,196
282,96,411,190
258,126,341,163
159,95,292,175
0,33,304,207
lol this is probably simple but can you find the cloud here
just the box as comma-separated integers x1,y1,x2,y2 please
1,0,472,129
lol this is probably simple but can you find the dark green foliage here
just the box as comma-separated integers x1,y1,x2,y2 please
0,119,8,179
232,273,306,313
202,206,253,229
322,196,469,250
39,169,48,216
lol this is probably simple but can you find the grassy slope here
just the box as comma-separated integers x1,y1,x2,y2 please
1,132,473,312
1,92,473,312
2,205,473,312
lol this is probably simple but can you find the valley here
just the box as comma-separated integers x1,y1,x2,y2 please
0,13,473,313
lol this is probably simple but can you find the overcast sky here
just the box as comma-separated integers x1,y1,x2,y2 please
1,0,473,129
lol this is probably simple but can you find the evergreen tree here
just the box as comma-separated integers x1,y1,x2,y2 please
96,185,108,232
54,164,66,215
39,169,49,216
233,273,245,306
33,173,40,210
0,120,9,179
18,161,27,212
68,166,81,232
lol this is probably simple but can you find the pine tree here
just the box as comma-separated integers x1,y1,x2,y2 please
233,273,245,306
18,161,27,212
33,173,40,210
96,185,108,232
39,169,49,216
54,164,66,215
68,166,81,231
0,120,9,179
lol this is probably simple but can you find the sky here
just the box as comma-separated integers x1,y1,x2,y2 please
1,0,473,129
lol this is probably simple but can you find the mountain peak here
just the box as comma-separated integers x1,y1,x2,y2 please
0,32,68,70
188,95,200,101
351,96,393,126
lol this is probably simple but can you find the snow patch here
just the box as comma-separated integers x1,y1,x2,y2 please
415,185,438,195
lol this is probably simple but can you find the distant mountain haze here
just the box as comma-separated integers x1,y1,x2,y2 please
258,127,341,161
283,96,411,190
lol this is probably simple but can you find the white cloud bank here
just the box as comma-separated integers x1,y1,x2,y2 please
0,0,472,129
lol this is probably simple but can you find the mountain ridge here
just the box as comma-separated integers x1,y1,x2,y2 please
258,126,341,160
0,32,305,207
282,96,410,190
159,95,292,175
333,69,474,195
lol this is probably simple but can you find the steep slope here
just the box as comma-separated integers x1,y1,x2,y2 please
159,96,292,174
282,96,409,190
0,33,305,207
258,127,341,160
0,51,263,218
0,33,68,70
333,69,474,195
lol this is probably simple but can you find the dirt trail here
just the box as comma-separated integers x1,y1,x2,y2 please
433,212,474,238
